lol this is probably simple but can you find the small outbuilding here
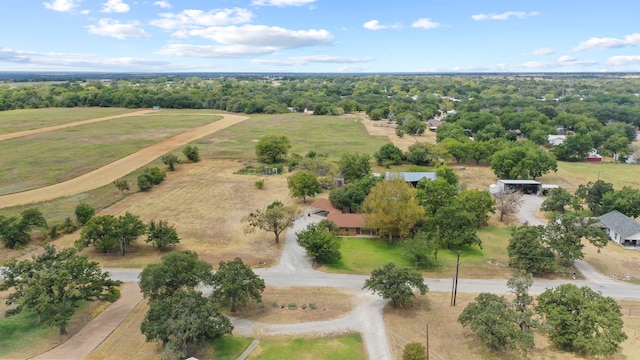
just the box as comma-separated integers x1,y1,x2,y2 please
497,180,542,194
385,172,437,187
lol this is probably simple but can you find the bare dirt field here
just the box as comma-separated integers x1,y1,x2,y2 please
385,291,640,360
359,115,437,151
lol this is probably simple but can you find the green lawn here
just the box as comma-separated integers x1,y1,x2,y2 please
323,225,513,279
0,107,138,134
210,336,254,360
247,333,365,360
204,113,389,161
0,111,220,195
0,310,57,356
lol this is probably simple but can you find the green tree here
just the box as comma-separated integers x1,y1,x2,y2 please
491,141,557,179
255,135,291,163
74,203,95,226
211,257,266,312
287,171,321,204
458,292,533,353
575,180,615,216
507,271,537,336
162,153,179,171
417,178,458,217
243,200,299,244
0,245,121,335
426,204,481,248
543,215,609,267
329,174,381,212
402,342,427,360
113,178,130,193
145,219,180,250
435,164,459,186
339,152,371,184
536,284,627,356
0,208,48,249
117,212,146,255
77,215,118,253
139,250,214,301
182,145,200,162
140,289,232,358
362,262,428,308
601,186,640,218
541,187,573,214
507,225,555,275
137,175,152,192
402,230,437,268
405,142,439,166
374,143,404,167
455,189,496,228
362,177,425,242
296,222,342,264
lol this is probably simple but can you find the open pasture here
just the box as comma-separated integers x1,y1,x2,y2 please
203,113,389,161
0,109,221,195
0,107,138,135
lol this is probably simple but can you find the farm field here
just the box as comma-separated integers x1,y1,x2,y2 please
0,109,222,195
0,107,138,135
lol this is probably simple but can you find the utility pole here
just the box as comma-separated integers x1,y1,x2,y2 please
451,251,460,306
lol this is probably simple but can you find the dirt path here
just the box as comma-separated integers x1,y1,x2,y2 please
0,113,248,208
31,283,143,360
0,110,153,141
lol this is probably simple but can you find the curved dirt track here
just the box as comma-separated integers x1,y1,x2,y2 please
0,109,153,141
0,112,248,208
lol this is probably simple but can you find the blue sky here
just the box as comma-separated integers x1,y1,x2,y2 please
2,0,640,73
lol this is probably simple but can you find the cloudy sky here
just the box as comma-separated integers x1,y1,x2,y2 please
2,0,640,73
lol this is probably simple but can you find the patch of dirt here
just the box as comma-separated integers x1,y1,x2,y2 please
231,287,355,323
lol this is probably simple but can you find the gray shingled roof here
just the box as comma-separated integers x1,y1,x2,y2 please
385,172,436,182
598,210,640,239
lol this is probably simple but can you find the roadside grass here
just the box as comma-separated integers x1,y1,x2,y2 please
247,333,365,360
204,113,389,161
0,107,138,134
323,237,414,274
0,112,220,195
0,300,106,359
210,336,254,360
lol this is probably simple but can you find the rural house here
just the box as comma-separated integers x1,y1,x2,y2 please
309,198,376,236
598,210,640,246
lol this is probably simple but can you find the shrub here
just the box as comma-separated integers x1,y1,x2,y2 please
255,179,265,189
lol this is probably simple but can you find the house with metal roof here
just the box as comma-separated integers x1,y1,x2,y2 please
598,210,640,246
385,172,437,187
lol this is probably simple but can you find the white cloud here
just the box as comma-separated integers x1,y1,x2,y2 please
150,8,253,30
527,47,555,56
607,55,640,66
252,55,375,66
557,55,576,62
153,1,171,9
412,18,440,29
101,0,129,13
573,33,640,52
251,0,316,6
471,11,539,21
177,25,333,49
157,44,276,58
363,20,400,31
87,19,150,39
43,0,81,12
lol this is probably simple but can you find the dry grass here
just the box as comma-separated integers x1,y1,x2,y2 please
232,287,355,323
69,159,306,268
385,291,640,360
582,241,640,283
